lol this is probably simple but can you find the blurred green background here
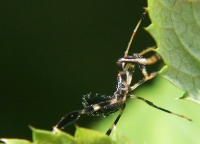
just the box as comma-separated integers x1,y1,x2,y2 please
1,1,199,144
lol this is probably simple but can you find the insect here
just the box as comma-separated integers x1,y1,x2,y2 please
53,10,192,135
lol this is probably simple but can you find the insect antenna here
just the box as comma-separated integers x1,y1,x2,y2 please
124,9,147,57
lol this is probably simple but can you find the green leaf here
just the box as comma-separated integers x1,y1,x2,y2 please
1,127,134,144
75,126,113,144
32,127,76,144
0,139,31,144
111,127,134,144
146,0,200,104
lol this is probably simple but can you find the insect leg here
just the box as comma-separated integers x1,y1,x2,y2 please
130,64,158,91
139,65,158,81
129,71,157,91
139,48,162,65
119,56,158,91
129,95,192,121
105,103,126,136
53,98,122,132
139,46,157,56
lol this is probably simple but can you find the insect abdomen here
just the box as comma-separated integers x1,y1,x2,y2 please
82,92,121,117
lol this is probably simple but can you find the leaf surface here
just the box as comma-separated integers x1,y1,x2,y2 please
1,127,134,144
147,0,200,104
111,127,134,144
0,139,31,144
75,126,113,144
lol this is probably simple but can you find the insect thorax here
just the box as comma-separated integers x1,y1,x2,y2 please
82,92,122,117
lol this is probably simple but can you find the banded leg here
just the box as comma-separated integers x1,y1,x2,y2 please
129,71,157,91
129,95,192,121
53,99,122,132
106,103,126,135
128,54,158,90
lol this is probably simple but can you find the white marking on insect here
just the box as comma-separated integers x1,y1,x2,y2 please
93,104,101,111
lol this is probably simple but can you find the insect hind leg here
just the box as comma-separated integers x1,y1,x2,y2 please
129,95,192,121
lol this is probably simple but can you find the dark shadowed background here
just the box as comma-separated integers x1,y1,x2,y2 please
0,0,157,140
